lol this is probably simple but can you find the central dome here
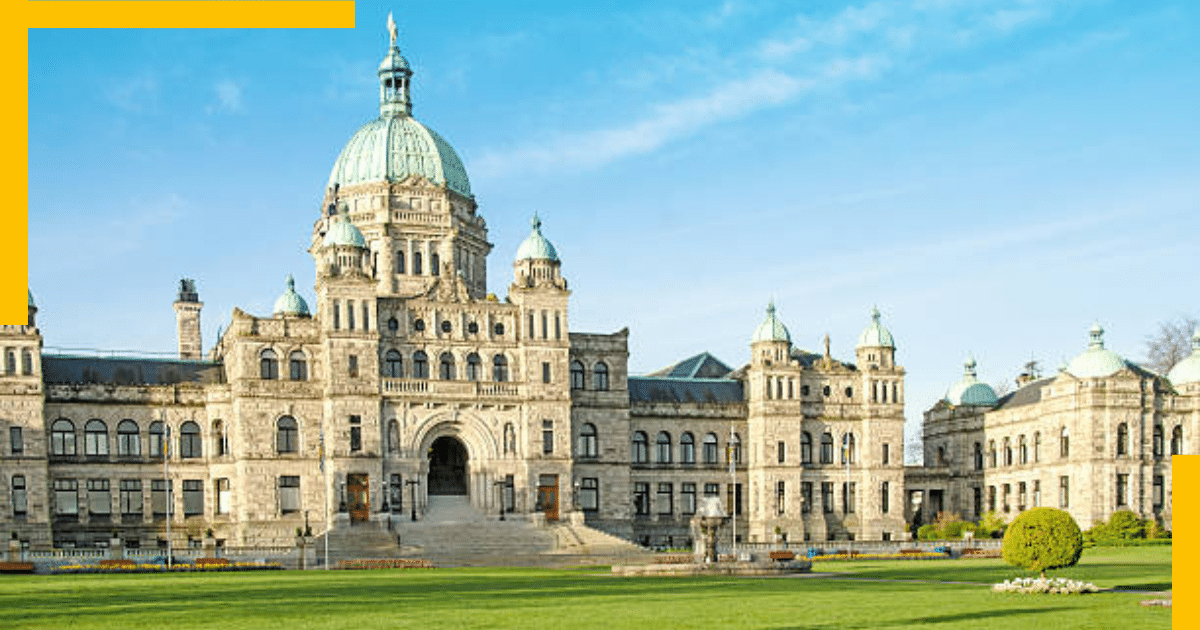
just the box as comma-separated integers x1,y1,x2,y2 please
328,115,472,197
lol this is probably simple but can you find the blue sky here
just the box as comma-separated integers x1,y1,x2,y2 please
28,0,1199,454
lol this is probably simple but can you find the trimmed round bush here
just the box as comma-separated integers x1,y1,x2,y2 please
1002,507,1083,579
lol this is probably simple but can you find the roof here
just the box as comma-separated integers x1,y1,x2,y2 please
628,377,744,404
327,113,471,197
42,355,224,386
646,352,733,379
994,377,1053,410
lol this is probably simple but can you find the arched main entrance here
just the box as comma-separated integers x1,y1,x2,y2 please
428,436,468,495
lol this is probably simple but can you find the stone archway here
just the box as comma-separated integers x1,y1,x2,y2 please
428,436,468,496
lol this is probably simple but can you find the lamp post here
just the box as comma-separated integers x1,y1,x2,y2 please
162,417,172,570
493,480,505,521
405,480,419,521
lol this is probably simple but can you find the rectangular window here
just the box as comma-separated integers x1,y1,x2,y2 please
634,482,650,516
881,481,890,513
542,420,554,455
216,478,231,515
54,479,78,516
88,479,111,516
704,483,719,498
801,481,813,514
777,441,786,464
119,480,142,517
1116,473,1128,507
542,362,551,384
9,427,21,455
882,443,890,465
1153,475,1164,508
152,480,172,517
988,485,996,513
12,476,27,516
657,483,673,516
332,299,340,330
821,482,834,514
182,480,203,517
350,415,362,452
681,482,696,515
279,476,300,514
347,300,355,331
348,355,359,378
842,482,856,513
776,480,786,515
725,483,743,516
1002,483,1011,512
362,303,370,331
1033,480,1041,508
390,474,403,514
1059,476,1069,509
973,487,982,518
541,311,548,340
580,478,599,512
1018,481,1027,511
555,313,561,340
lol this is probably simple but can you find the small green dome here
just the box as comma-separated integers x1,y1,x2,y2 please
515,214,559,262
323,215,367,249
273,275,310,317
944,356,999,406
857,307,895,348
1065,322,1126,378
1168,328,1200,385
751,301,791,344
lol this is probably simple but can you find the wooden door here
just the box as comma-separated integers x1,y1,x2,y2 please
536,474,559,522
347,473,369,523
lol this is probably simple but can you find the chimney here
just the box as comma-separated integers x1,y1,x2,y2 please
173,278,203,360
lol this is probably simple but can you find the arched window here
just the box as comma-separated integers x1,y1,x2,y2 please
578,423,598,458
973,442,983,470
988,440,997,468
148,421,164,458
730,433,742,464
431,253,440,276
841,433,855,465
1019,435,1027,464
656,431,672,464
213,420,228,457
570,361,585,390
937,445,946,466
820,432,834,464
703,433,719,464
118,420,140,457
289,351,308,381
21,350,32,375
260,349,279,380
396,251,405,274
1060,427,1070,458
493,355,509,382
1117,423,1128,456
801,432,813,464
412,351,429,379
413,251,423,275
1172,425,1183,455
466,353,482,381
384,350,403,378
276,416,298,454
1153,425,1164,459
439,352,456,380
84,419,109,456
632,431,648,464
1003,437,1012,466
593,362,610,391
51,419,75,456
680,432,695,464
179,421,201,459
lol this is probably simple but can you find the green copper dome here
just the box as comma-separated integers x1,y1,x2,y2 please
273,275,310,317
515,214,559,262
327,28,471,197
944,356,999,406
751,301,791,344
857,307,895,348
1066,322,1127,378
323,215,367,248
27,290,34,308
1168,328,1200,385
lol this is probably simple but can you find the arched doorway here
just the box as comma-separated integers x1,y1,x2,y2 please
428,436,468,495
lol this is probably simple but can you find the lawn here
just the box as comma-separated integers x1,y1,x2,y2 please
0,547,1170,630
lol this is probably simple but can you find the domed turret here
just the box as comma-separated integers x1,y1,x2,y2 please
857,307,895,348
273,275,311,318
511,214,565,289
944,356,999,407
1065,322,1126,378
515,213,559,262
752,301,791,344
1168,328,1200,385
323,214,367,249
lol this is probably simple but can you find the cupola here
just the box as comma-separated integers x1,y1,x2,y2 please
273,275,311,317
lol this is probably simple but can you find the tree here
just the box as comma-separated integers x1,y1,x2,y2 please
1002,507,1083,579
1145,316,1198,375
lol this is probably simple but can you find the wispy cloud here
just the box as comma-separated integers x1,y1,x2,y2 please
209,79,245,113
105,73,159,113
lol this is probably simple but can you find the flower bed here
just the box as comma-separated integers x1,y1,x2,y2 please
810,551,948,561
959,547,1002,559
335,558,434,570
51,561,282,574
0,561,35,574
992,577,1099,594
652,555,693,565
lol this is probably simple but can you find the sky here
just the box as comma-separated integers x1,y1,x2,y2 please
27,0,1200,458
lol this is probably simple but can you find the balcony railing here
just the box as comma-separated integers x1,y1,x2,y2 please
381,379,520,398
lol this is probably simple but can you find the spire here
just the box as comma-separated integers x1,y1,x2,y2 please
964,355,977,378
378,14,413,116
1088,321,1105,349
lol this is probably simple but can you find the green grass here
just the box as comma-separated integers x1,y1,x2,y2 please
0,547,1170,629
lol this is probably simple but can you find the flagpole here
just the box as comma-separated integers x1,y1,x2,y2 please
729,426,736,560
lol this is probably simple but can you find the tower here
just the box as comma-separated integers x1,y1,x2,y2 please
173,278,203,360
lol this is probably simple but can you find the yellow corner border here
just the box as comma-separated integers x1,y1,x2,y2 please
3,1,355,324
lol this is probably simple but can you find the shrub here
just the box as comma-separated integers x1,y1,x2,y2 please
943,520,971,539
1002,507,1082,579
977,511,1007,538
1105,510,1145,539
917,524,938,541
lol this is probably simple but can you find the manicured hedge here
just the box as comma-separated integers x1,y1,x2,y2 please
1002,507,1082,577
